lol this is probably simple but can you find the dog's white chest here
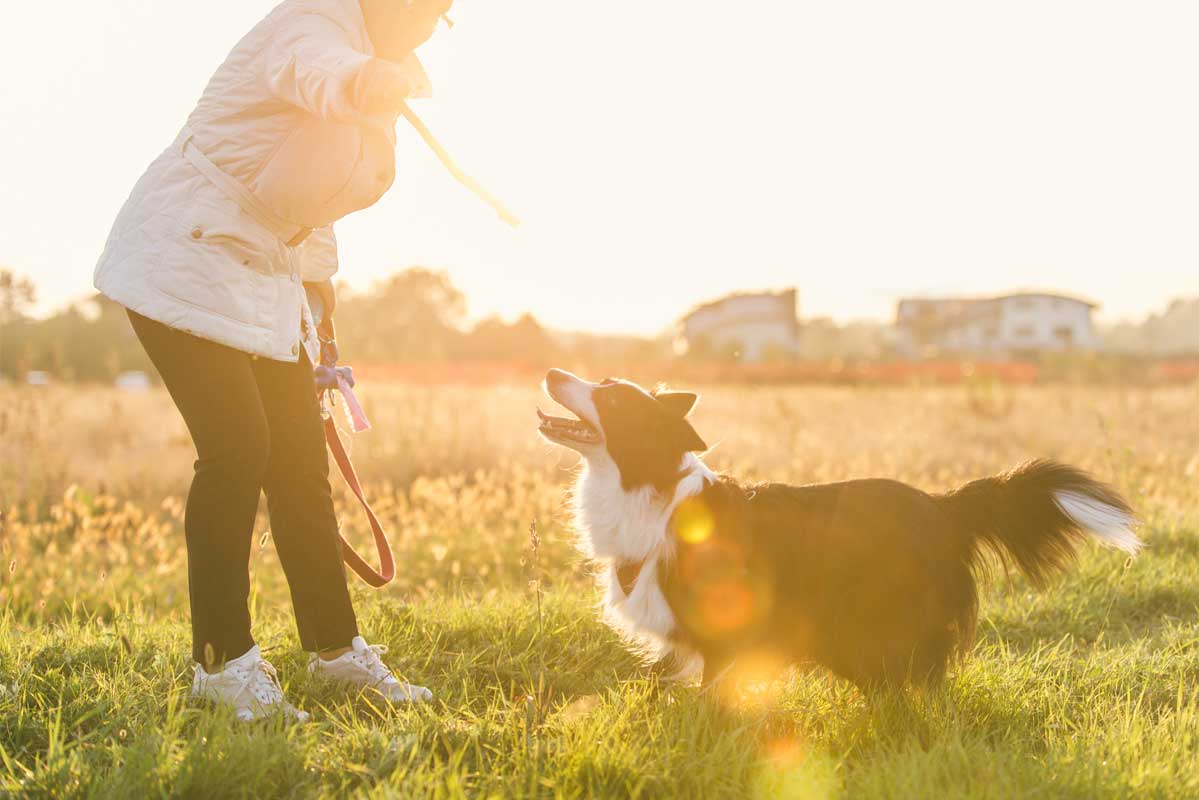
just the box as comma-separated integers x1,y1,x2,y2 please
603,561,676,642
572,454,720,660
574,457,669,562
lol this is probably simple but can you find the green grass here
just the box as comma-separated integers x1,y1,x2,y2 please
3,383,1199,797
3,537,1198,799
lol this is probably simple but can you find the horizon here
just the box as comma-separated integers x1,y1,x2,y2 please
20,277,1190,341
3,1,1198,335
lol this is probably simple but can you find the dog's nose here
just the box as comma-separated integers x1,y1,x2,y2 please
545,369,570,389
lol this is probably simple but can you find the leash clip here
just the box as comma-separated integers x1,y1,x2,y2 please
313,336,368,430
318,389,335,421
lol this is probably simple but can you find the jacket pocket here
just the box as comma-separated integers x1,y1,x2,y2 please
179,201,282,273
150,202,281,330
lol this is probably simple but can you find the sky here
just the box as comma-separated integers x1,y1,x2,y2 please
1,1,1197,335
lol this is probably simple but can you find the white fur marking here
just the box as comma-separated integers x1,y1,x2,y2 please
604,559,675,640
1054,491,1143,555
572,451,716,668
548,371,601,429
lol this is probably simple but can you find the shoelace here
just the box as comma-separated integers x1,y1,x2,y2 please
351,644,396,686
230,659,285,706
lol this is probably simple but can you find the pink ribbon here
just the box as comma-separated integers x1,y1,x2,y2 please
336,373,371,433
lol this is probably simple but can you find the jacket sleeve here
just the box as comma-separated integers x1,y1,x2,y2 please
297,226,339,282
263,13,409,122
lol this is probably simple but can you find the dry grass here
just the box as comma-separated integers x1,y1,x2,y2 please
8,381,1199,497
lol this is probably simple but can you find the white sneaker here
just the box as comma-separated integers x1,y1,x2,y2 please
190,645,310,723
308,636,433,704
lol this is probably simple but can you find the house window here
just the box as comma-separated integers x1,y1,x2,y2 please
1054,326,1075,345
1014,326,1035,339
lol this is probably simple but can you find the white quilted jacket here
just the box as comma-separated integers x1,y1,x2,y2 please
95,0,423,362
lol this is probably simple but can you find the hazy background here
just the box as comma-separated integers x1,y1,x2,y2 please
2,0,1197,334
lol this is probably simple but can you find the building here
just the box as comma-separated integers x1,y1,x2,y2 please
895,292,1099,357
676,289,800,362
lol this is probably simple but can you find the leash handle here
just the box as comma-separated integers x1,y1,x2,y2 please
325,414,395,588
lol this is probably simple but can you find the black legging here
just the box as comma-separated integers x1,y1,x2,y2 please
128,310,359,665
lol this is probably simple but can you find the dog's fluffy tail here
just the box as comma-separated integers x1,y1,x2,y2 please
936,459,1142,588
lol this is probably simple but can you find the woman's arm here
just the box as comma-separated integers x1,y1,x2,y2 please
298,227,339,344
263,13,412,122
305,279,338,343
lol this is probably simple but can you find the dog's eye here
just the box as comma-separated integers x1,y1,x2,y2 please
600,378,617,386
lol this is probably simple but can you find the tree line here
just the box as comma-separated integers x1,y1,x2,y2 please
0,267,615,383
6,265,1197,384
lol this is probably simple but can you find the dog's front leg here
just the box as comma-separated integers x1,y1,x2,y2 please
700,652,735,693
647,646,702,683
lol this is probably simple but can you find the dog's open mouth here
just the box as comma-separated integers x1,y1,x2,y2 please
538,408,601,445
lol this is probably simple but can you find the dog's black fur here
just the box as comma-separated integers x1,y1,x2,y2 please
660,461,1133,689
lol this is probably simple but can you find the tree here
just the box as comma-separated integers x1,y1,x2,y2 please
1102,298,1199,355
799,317,891,360
335,268,468,362
460,313,562,362
0,288,153,381
0,269,36,324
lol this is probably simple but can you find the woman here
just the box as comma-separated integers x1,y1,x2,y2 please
94,0,453,722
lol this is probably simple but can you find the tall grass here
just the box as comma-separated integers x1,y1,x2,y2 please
1,381,1198,797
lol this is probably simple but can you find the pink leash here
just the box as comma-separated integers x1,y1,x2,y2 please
320,375,394,588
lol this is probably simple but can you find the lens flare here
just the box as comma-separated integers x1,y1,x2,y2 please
754,735,839,800
735,648,789,687
718,648,791,710
675,496,715,544
764,734,806,768
697,578,756,635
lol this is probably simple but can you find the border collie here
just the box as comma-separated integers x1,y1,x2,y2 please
538,369,1142,690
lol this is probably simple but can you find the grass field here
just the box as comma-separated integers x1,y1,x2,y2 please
2,381,1199,798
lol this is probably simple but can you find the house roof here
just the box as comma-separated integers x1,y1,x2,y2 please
680,288,798,324
897,291,1099,339
898,291,1099,311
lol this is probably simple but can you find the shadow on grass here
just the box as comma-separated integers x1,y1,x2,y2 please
982,583,1199,653
740,679,1152,798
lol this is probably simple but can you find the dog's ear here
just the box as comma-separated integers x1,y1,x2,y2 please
656,391,699,418
675,420,708,453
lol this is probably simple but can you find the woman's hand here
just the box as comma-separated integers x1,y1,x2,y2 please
304,278,338,345
306,280,352,395
307,278,337,318
354,59,414,115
